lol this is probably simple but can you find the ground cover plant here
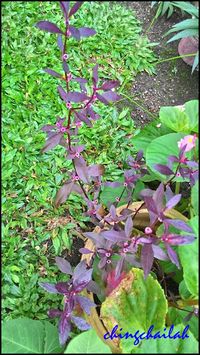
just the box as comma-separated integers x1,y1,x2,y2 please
2,1,198,354
2,1,156,323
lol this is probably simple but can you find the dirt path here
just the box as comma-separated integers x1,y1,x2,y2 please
121,1,199,126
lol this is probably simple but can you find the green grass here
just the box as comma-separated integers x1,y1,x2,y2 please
2,1,156,321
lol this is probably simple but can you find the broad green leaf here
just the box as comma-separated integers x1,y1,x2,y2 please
146,133,185,181
191,181,198,216
2,318,63,354
101,268,168,353
133,323,198,353
100,178,128,207
167,307,199,340
178,216,198,297
132,120,172,154
64,329,112,354
179,280,192,300
167,29,198,43
184,100,199,133
159,106,191,133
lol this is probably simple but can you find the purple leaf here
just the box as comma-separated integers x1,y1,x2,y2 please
164,219,193,233
154,164,174,175
69,1,84,17
71,315,91,330
79,27,96,37
104,181,122,187
92,64,98,86
42,133,62,153
115,257,124,279
153,183,164,213
75,111,92,127
163,234,195,245
166,194,182,209
36,21,63,34
79,247,93,254
73,269,93,292
58,86,89,102
86,280,101,294
96,92,109,105
74,156,90,183
41,124,55,132
125,216,133,238
88,164,105,177
101,230,127,242
63,61,70,74
141,243,154,279
99,90,122,102
69,25,80,40
44,68,63,79
84,231,105,247
165,185,174,202
55,282,69,294
57,34,64,51
144,196,158,215
100,80,120,91
166,245,180,268
99,256,107,269
152,245,168,261
60,1,70,18
39,282,58,294
75,295,95,314
48,309,62,318
55,257,73,274
136,150,143,161
55,182,74,207
59,313,71,345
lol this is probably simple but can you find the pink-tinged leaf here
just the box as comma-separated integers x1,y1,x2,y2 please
125,216,133,238
39,282,58,294
57,35,64,51
71,315,91,330
166,194,181,209
100,80,120,91
55,256,73,274
166,244,180,268
141,243,154,279
152,245,168,261
106,270,126,296
88,164,105,177
99,256,107,269
74,156,90,183
154,164,174,175
99,90,122,102
69,1,84,17
164,219,193,233
44,68,63,79
36,21,63,34
75,295,95,315
41,133,62,153
55,182,74,207
79,27,96,37
92,64,99,86
69,25,80,40
164,234,195,246
59,313,71,345
60,1,70,18
48,309,62,318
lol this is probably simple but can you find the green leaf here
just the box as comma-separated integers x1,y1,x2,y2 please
178,216,198,297
179,280,192,300
167,307,199,340
134,323,198,353
2,318,63,353
100,178,128,207
132,120,172,154
159,106,191,133
64,329,112,354
146,133,185,181
191,181,198,216
101,268,168,353
167,29,198,43
184,100,198,133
